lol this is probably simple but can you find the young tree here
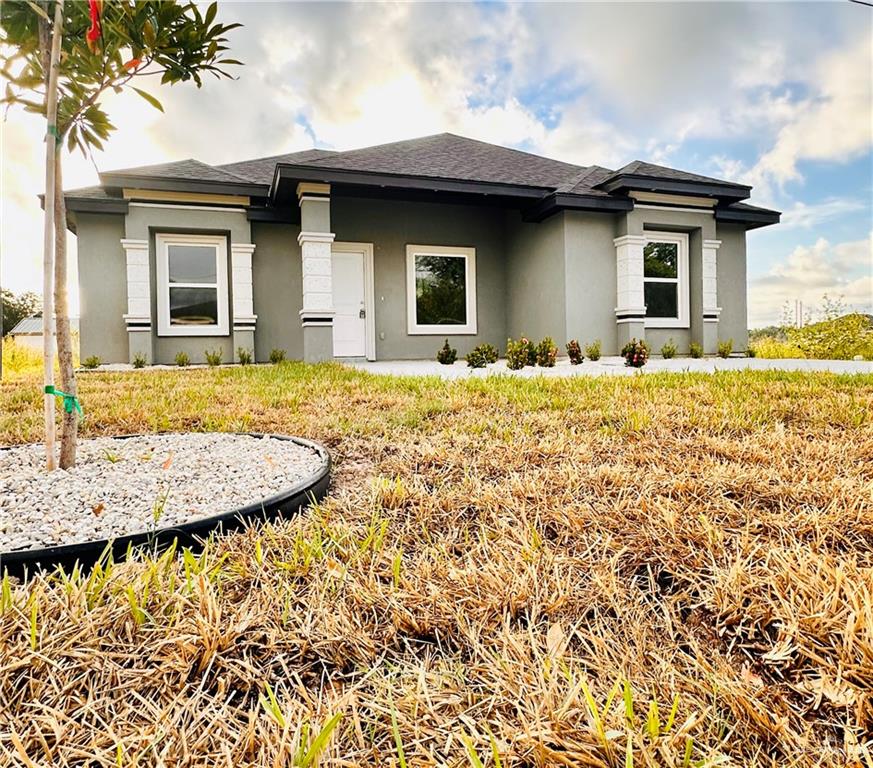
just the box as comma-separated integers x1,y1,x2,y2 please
1,1,242,469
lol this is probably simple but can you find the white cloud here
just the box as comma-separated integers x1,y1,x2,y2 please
749,235,873,326
779,198,868,230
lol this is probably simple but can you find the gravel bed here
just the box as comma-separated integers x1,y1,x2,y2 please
0,434,324,552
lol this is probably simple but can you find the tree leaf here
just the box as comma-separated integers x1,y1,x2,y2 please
132,86,164,112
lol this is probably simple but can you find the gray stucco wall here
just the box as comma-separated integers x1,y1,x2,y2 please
125,205,251,365
76,212,128,363
504,210,567,344
332,197,508,359
715,223,749,351
563,211,619,353
251,222,303,361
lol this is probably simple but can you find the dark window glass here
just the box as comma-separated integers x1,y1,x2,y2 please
168,245,217,284
415,254,467,325
644,242,678,278
169,286,219,325
644,282,678,318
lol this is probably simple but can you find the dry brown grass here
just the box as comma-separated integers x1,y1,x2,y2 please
1,364,871,767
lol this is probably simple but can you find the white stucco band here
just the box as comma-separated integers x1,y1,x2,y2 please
702,239,722,322
231,243,257,328
613,234,646,320
120,238,151,326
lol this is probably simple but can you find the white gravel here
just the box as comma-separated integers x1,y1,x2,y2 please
0,433,325,553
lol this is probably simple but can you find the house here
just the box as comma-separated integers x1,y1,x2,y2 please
63,133,779,365
7,315,79,351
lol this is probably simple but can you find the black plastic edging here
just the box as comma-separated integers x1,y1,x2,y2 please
0,433,331,579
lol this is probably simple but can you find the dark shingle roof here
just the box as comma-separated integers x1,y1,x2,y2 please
64,185,119,200
296,133,584,189
217,149,338,185
556,165,615,196
603,160,747,188
100,158,255,185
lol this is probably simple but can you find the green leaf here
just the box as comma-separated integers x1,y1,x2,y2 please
204,2,218,26
132,87,164,112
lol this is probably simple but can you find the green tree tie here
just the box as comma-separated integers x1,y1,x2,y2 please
44,385,83,417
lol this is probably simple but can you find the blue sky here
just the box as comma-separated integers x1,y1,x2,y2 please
2,1,871,326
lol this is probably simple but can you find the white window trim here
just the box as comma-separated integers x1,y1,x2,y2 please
155,232,229,337
406,244,477,335
643,231,689,329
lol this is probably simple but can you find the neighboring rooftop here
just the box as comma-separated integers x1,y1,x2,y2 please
9,315,79,335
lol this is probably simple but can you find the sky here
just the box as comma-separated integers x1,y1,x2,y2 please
1,0,871,328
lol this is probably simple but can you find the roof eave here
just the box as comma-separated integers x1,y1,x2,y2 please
523,192,634,223
99,173,269,198
598,174,751,202
715,206,781,230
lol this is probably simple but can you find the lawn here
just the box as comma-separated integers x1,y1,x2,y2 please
1,364,871,767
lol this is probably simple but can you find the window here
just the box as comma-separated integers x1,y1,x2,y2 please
156,233,229,336
406,245,477,334
643,231,688,328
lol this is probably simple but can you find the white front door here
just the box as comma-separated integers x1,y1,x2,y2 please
332,247,367,357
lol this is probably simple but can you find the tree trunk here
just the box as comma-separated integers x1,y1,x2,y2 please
54,154,77,468
41,0,65,471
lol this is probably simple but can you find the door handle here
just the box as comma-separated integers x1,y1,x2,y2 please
359,308,366,319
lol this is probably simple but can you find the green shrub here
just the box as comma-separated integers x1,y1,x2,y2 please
566,339,584,365
269,348,286,364
479,343,499,364
82,355,100,370
506,337,534,370
205,348,223,367
621,339,649,368
535,337,558,367
466,349,487,368
585,340,601,361
132,352,146,369
660,339,677,359
787,313,873,360
689,342,704,359
174,351,190,367
237,347,252,366
436,340,457,365
717,339,733,359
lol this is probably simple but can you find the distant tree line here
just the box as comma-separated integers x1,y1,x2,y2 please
1,288,41,337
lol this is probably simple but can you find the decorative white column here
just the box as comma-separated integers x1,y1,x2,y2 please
702,239,721,354
613,234,647,348
297,183,335,362
231,242,257,360
120,238,152,364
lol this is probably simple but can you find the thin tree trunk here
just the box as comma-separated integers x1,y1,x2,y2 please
41,0,64,472
54,154,77,468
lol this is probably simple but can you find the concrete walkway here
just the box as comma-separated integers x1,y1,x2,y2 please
344,356,873,379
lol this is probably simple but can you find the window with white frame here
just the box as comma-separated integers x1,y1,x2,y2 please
406,244,477,334
643,231,689,328
155,233,229,336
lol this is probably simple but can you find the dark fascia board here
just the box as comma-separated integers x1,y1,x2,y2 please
598,174,751,202
64,196,129,215
715,206,781,229
247,205,298,223
99,173,268,198
523,192,633,223
273,164,550,202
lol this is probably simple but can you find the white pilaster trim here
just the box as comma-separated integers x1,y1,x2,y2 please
231,243,257,326
614,234,646,319
120,238,151,325
298,231,336,245
702,239,722,315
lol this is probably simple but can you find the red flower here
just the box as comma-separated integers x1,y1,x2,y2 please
123,58,142,70
86,0,102,53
